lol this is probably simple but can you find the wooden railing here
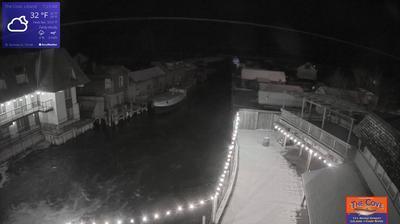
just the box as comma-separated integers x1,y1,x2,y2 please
212,139,239,224
0,100,53,126
356,147,400,218
280,109,351,159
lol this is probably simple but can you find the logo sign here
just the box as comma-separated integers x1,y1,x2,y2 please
346,196,388,224
2,2,60,48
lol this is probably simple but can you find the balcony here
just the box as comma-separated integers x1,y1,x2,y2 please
0,100,54,126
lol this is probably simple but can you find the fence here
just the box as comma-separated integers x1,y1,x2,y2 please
211,109,278,223
238,109,280,130
212,138,239,224
280,109,351,159
355,147,400,221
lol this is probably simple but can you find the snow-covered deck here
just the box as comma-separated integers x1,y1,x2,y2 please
221,129,306,224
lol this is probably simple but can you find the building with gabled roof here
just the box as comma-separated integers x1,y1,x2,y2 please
128,66,166,102
78,64,132,125
0,48,91,162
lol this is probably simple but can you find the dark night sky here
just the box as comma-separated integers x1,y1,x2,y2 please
58,0,400,109
59,0,400,63
1,1,398,68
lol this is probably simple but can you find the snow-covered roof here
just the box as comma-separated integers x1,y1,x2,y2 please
302,164,370,224
0,48,89,103
241,68,286,83
259,83,303,93
129,66,165,82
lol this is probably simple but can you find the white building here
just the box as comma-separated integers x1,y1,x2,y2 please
0,48,90,162
241,68,286,83
258,83,303,108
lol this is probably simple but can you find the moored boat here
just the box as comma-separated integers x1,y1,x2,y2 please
152,88,186,113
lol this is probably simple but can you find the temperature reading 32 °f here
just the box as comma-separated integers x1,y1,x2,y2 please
30,11,48,19
2,2,60,48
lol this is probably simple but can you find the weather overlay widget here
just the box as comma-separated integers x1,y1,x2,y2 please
2,2,60,48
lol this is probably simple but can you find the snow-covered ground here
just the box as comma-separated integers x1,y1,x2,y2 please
221,129,306,224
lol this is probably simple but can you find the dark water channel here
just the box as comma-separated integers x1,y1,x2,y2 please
0,68,232,224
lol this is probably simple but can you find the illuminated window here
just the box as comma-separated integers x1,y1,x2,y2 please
0,104,5,114
14,97,27,114
31,94,40,107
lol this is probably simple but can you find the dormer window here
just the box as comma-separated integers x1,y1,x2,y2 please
14,66,29,84
16,73,29,84
0,79,6,90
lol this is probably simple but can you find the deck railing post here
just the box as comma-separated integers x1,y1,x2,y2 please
321,107,327,129
306,150,312,172
283,135,287,148
347,118,354,143
298,145,303,157
211,195,217,223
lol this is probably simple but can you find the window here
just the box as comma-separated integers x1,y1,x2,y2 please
14,66,28,84
0,104,6,114
119,75,124,87
105,78,112,90
16,73,29,84
67,107,73,120
31,94,40,107
13,97,27,114
0,125,10,140
16,116,29,132
65,88,73,109
116,95,120,105
65,88,72,99
0,79,7,90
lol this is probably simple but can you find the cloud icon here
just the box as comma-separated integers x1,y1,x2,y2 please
7,16,29,32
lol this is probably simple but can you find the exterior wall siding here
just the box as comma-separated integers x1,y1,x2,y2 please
55,91,67,124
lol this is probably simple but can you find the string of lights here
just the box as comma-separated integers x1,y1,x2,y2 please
65,112,240,224
273,123,334,167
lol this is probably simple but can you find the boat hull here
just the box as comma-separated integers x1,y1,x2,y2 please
152,91,186,114
153,98,185,114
